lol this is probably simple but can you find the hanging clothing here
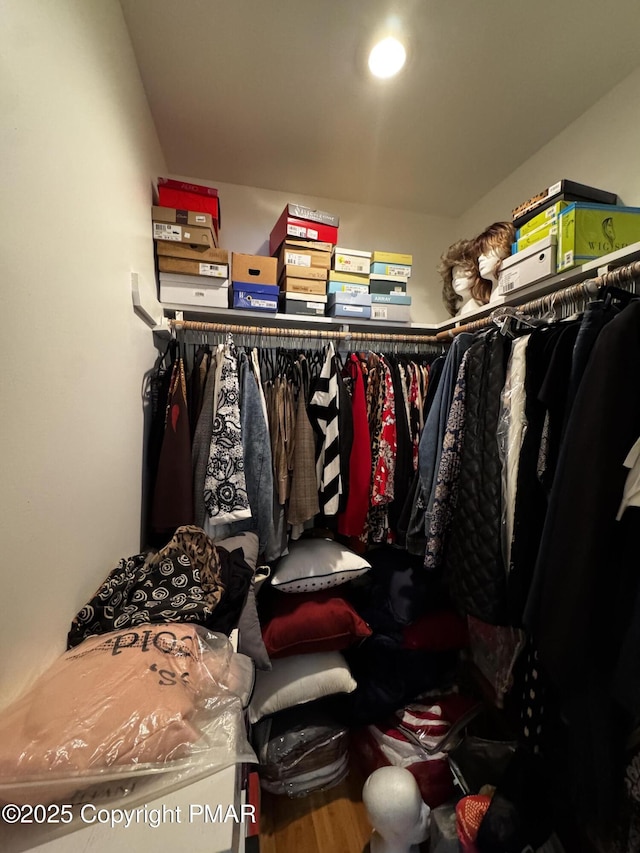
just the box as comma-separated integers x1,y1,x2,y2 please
443,331,510,625
192,347,220,528
203,346,251,526
338,354,371,537
151,355,194,537
308,342,342,516
424,349,470,574
289,359,320,528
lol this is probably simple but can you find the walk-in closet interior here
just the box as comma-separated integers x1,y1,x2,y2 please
4,2,640,852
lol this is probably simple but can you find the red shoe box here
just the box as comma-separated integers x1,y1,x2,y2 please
158,178,220,229
269,207,338,255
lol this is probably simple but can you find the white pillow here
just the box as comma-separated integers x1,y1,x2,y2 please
270,538,371,593
248,652,357,724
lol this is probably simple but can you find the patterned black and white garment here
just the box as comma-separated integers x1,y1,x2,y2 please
67,526,226,648
204,345,252,525
308,342,342,515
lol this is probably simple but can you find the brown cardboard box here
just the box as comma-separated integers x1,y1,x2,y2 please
232,253,278,286
277,244,331,278
282,277,327,296
156,240,229,264
279,264,328,282
153,221,216,248
158,256,230,278
152,205,216,232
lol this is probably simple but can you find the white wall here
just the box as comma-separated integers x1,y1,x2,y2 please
169,176,457,323
0,0,166,704
456,66,640,238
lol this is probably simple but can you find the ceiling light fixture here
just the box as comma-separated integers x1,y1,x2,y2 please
368,36,407,79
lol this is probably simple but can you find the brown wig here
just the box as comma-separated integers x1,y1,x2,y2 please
438,238,481,316
473,221,516,299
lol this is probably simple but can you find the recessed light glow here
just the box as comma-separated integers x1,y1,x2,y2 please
368,37,406,79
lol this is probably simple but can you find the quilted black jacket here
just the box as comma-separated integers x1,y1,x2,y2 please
443,330,510,624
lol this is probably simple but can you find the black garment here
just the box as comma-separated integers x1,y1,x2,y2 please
336,365,353,515
327,634,457,725
507,324,578,626
526,302,640,688
206,546,255,635
387,357,413,536
443,331,510,625
567,299,620,409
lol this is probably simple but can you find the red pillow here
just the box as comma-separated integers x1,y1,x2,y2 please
402,610,469,651
262,591,372,658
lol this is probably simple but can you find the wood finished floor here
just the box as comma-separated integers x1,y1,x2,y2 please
259,765,373,853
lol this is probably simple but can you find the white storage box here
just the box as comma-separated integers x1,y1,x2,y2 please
160,276,230,308
332,247,372,275
497,235,557,296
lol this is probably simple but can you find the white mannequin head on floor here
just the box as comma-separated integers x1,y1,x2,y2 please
362,766,430,853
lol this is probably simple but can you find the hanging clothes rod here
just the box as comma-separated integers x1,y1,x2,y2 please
435,259,640,341
169,318,441,345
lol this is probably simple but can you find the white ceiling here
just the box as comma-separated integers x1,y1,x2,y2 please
120,0,640,218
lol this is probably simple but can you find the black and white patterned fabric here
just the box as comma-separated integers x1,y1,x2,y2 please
308,342,341,515
204,346,252,525
67,526,226,648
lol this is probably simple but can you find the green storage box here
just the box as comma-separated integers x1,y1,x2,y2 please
516,221,558,252
558,203,640,271
516,201,570,240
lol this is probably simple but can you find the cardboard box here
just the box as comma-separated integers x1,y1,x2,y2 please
370,261,412,278
156,239,228,267
514,222,558,252
371,250,413,265
515,201,570,240
328,270,370,286
327,303,371,319
278,264,328,281
497,236,557,295
277,237,333,254
152,205,216,232
557,203,640,271
512,179,617,229
158,256,232,278
232,282,279,312
269,208,338,255
370,293,412,305
232,253,278,286
285,203,339,228
370,303,411,323
369,275,408,295
158,178,220,226
282,277,327,296
280,297,326,316
159,278,230,309
160,272,229,287
327,280,369,295
283,291,328,304
153,221,216,248
327,292,371,308
332,247,372,275
277,243,332,276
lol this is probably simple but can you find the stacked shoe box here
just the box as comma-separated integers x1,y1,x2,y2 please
153,205,229,309
231,253,279,313
277,238,332,316
270,203,339,316
369,251,413,323
326,247,372,319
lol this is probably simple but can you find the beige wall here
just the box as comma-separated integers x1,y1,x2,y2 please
169,176,458,323
456,66,640,238
0,0,166,704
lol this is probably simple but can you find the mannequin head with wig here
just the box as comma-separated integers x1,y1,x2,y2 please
438,238,488,317
474,221,516,290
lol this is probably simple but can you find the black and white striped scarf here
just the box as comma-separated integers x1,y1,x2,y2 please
308,342,341,515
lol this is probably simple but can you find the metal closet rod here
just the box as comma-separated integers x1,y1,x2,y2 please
435,259,640,341
169,319,441,345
